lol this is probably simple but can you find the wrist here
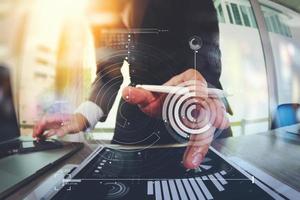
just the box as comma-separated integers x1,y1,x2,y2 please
74,113,90,131
74,101,104,130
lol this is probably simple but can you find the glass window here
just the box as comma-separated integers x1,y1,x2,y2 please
275,16,284,35
215,0,269,136
281,23,289,37
226,4,234,24
286,24,292,37
265,16,271,31
247,7,257,28
218,4,226,23
1,0,95,129
230,3,243,25
271,15,280,33
265,16,273,32
261,4,293,38
240,5,251,27
259,0,300,105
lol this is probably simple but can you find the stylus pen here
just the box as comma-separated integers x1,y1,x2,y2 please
136,84,230,98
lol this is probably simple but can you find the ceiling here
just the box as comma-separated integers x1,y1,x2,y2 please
271,0,300,13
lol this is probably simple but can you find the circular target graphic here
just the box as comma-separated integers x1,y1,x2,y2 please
104,182,129,200
189,36,203,51
162,80,216,142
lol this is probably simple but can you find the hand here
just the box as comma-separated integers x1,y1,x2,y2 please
32,113,89,140
122,69,229,169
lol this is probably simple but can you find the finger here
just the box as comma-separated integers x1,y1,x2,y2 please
188,83,208,99
182,69,207,83
43,129,57,138
33,122,61,138
122,86,157,107
33,114,71,137
43,120,81,138
33,124,40,138
183,143,210,169
181,99,229,169
182,128,215,169
206,98,229,129
207,99,218,127
139,95,165,117
33,118,60,138
163,69,208,102
211,99,229,129
33,114,71,138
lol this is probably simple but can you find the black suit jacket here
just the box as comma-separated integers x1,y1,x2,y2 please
89,0,230,144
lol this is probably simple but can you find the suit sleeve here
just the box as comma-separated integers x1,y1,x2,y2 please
88,50,125,121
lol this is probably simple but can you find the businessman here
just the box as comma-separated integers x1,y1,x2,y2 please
33,0,230,169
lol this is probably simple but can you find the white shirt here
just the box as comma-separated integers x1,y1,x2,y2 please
75,45,131,130
74,101,104,129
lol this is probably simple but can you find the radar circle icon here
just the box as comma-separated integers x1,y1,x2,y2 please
162,80,212,143
189,36,203,51
104,182,129,199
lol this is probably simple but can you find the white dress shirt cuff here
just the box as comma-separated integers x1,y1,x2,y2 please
74,101,104,129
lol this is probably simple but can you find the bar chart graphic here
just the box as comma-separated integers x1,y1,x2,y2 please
147,170,228,200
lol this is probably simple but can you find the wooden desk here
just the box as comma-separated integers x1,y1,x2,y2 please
212,124,300,191
5,125,300,199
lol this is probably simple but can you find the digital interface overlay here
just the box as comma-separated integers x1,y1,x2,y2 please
47,146,284,200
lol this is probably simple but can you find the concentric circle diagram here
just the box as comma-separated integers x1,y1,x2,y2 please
104,182,129,200
162,80,226,143
189,35,203,51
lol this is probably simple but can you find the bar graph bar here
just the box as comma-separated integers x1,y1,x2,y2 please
147,181,154,195
188,178,206,200
175,179,189,200
195,177,214,200
214,173,228,185
182,179,197,200
147,170,229,200
220,170,227,175
208,175,224,191
168,180,180,200
154,181,162,200
161,180,171,200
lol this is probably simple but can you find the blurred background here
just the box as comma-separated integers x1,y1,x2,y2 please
0,0,299,139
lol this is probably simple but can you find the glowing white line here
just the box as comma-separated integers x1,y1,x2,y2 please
136,85,189,95
136,85,230,98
